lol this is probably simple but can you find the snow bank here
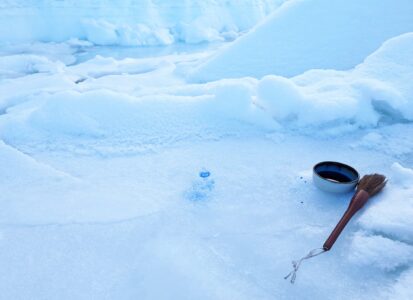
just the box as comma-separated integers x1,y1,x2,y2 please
2,32,413,143
254,32,413,132
0,0,284,46
0,80,277,155
5,31,410,141
190,0,413,81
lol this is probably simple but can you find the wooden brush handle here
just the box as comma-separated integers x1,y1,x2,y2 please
323,190,369,251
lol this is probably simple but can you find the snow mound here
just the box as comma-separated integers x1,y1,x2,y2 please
255,33,413,132
190,0,413,81
0,0,284,45
358,163,413,244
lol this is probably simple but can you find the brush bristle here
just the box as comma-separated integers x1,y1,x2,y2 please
357,174,387,196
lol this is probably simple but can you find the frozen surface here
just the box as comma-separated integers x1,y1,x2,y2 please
191,0,413,81
0,0,285,45
1,2,413,300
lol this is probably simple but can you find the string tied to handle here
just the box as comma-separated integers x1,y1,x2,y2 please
284,248,326,284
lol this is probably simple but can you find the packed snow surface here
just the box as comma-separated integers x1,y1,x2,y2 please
1,1,413,300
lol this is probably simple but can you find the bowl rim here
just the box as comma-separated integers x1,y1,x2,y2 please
313,161,360,185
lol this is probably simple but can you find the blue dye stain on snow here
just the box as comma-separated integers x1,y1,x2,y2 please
199,170,211,178
187,169,215,201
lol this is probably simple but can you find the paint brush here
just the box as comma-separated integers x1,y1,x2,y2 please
285,174,387,283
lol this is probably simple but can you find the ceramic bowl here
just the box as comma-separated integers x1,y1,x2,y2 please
313,161,359,193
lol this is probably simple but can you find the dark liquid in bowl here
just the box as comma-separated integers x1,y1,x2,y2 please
317,171,352,183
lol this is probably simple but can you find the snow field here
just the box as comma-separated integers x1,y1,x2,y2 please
0,1,413,299
0,135,403,299
1,35,413,298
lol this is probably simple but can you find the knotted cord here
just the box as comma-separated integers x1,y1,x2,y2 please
284,248,326,284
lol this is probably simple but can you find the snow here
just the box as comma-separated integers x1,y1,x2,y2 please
0,54,66,79
0,0,284,45
190,0,413,81
1,1,413,299
384,269,413,300
251,32,413,133
347,232,413,271
357,163,413,244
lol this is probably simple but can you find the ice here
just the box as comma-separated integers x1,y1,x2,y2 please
1,1,413,299
68,55,168,78
0,54,65,79
191,0,413,81
0,0,284,45
0,136,400,299
0,139,74,184
83,20,175,46
0,41,80,65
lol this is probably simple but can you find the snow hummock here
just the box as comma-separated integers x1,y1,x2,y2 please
255,32,413,132
2,32,413,144
190,0,413,81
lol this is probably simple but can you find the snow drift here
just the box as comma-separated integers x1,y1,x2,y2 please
190,0,413,81
2,32,413,148
255,32,413,131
